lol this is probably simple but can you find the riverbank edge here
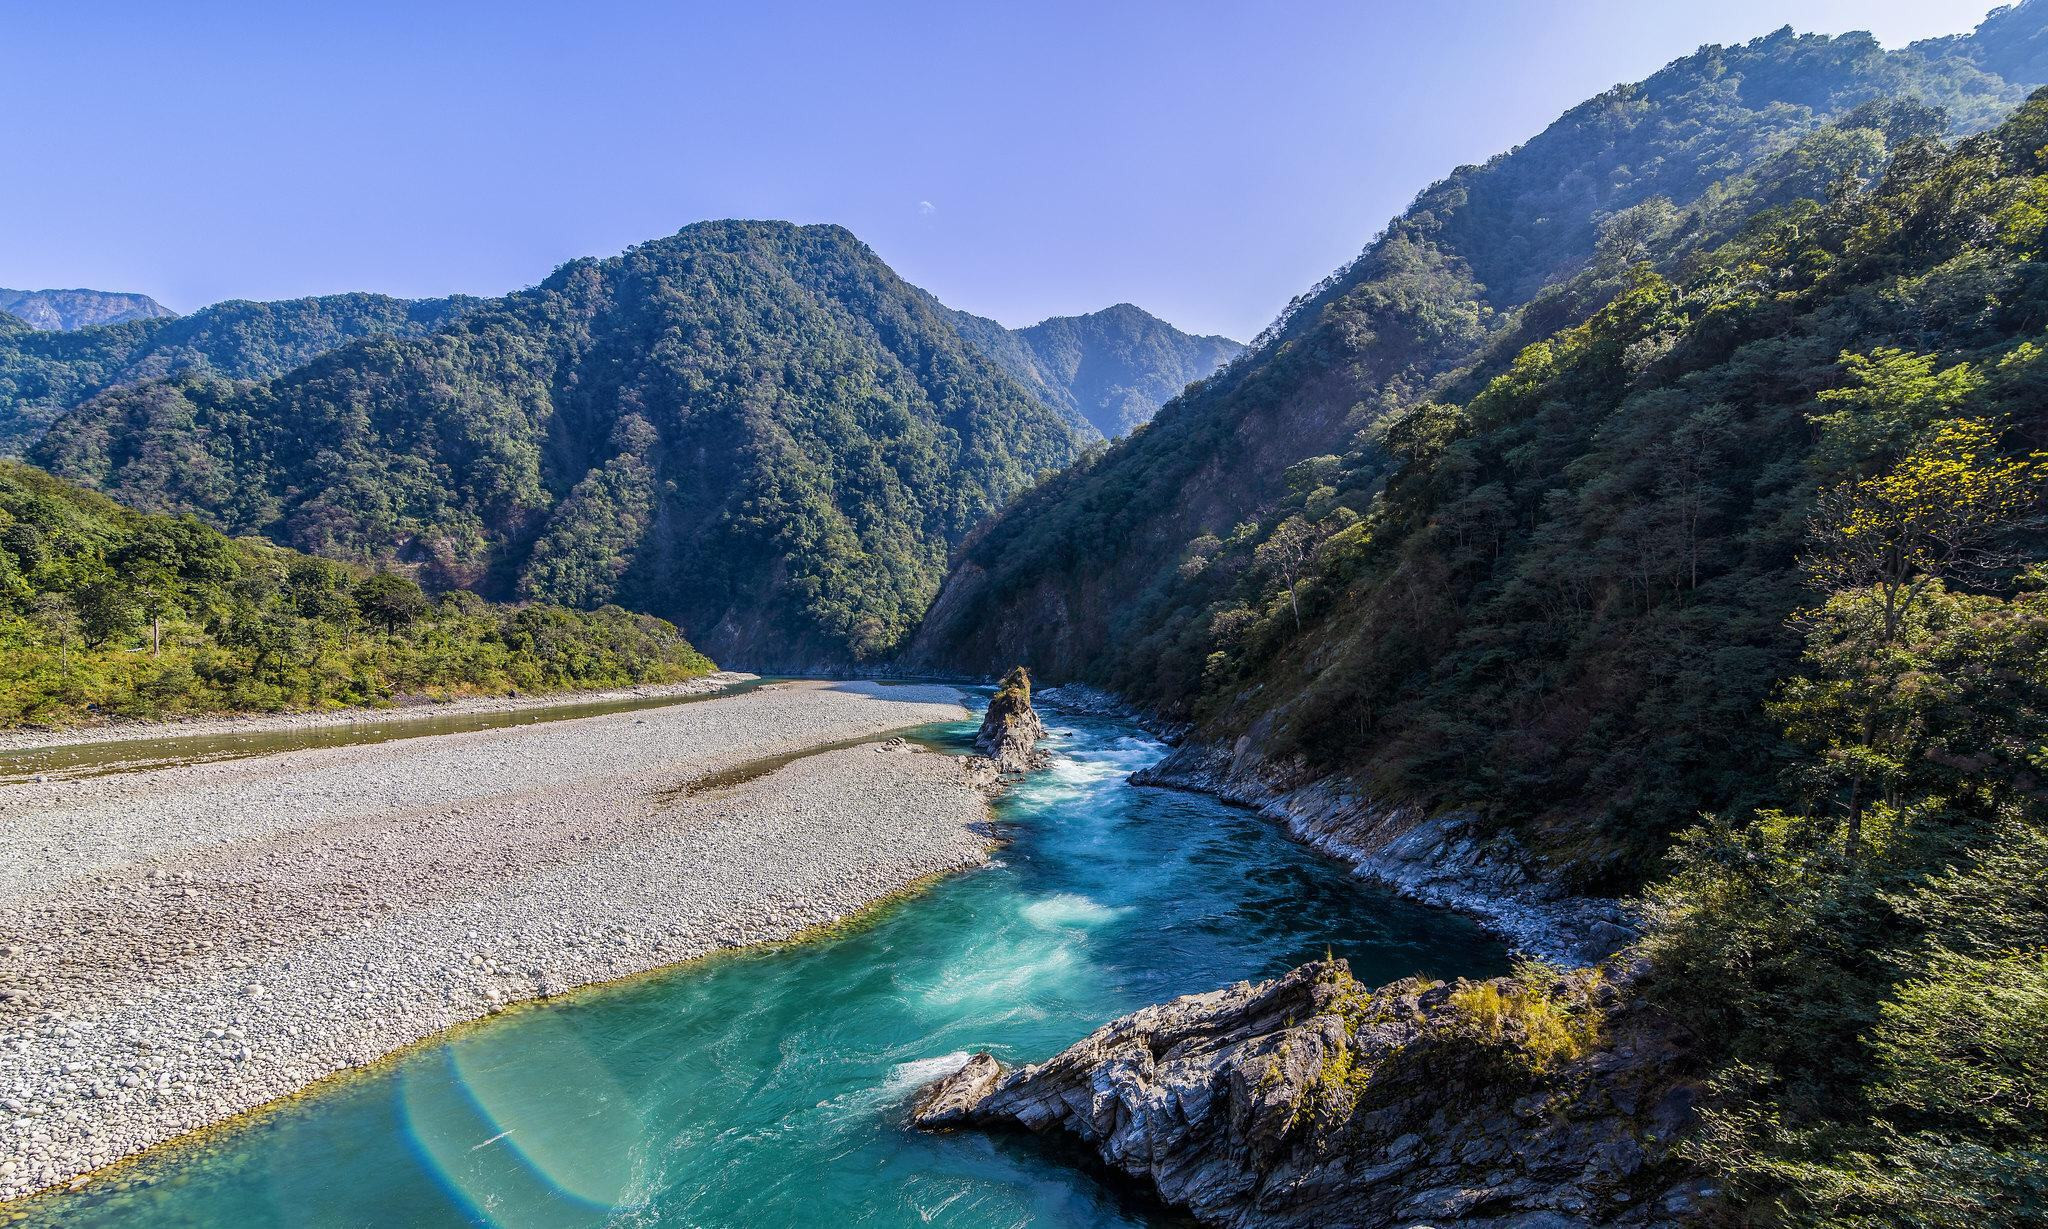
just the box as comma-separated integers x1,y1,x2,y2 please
0,672,760,753
4,855,991,1213
1028,688,1635,965
1127,747,1636,965
0,687,1011,1207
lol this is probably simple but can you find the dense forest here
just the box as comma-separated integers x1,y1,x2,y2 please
0,460,712,726
1621,100,2048,1222
937,300,1242,437
0,292,478,453
909,15,2047,747
911,18,2048,694
0,287,173,332
1080,92,2048,1220
901,13,2048,1223
1049,97,1995,886
31,221,1085,665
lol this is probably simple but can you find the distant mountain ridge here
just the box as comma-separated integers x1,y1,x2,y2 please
0,283,1227,456
0,287,173,331
33,220,1085,666
939,299,1242,437
0,293,480,454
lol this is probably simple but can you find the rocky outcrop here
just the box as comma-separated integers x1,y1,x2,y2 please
1034,683,1132,718
915,959,1711,1228
1036,683,1192,743
974,667,1049,775
1132,741,1636,965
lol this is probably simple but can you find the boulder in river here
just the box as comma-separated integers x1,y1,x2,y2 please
973,667,1048,775
914,958,1713,1227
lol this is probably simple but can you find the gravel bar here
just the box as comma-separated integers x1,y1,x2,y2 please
0,680,993,1201
0,671,760,753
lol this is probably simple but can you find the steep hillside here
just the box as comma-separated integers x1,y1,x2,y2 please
1140,87,2048,877
33,221,1084,666
942,301,1242,436
1904,0,2048,86
919,82,2048,1229
0,287,173,331
0,460,712,726
0,292,478,453
907,10,2048,698
1258,99,2048,1224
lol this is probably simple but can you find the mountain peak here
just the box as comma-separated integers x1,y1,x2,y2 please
31,224,1085,667
936,298,1243,438
652,218,866,252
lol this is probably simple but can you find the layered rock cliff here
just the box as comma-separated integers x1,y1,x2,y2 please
916,959,1710,1228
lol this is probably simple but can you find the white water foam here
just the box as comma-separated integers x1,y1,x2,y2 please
880,1051,974,1098
1020,892,1126,929
920,943,1078,1007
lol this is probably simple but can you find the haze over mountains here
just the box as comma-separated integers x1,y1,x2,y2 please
938,300,1242,438
0,293,480,453
0,287,174,331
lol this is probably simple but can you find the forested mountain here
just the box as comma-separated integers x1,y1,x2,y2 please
1902,0,2048,84
909,9,2048,707
0,460,712,725
0,292,478,453
33,221,1084,666
1461,95,2047,1225
0,287,172,331
1118,90,2048,875
910,13,2048,1221
940,300,1242,436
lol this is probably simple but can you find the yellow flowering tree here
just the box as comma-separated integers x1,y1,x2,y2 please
1806,417,2044,646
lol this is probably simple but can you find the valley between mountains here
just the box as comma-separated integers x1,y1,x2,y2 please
5,4,2048,1227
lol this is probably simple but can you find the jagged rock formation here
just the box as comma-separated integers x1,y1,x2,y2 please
916,959,1709,1228
972,667,1048,774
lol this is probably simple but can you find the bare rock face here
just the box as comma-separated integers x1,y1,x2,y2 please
973,667,1049,775
913,959,1712,1228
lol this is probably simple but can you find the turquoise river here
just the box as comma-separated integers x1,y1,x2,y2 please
15,698,1507,1228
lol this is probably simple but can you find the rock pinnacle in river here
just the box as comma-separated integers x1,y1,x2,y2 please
973,667,1048,775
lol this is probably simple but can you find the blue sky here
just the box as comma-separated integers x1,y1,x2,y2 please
1,1,2003,339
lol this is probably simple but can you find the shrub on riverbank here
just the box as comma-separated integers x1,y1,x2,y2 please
0,461,714,726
